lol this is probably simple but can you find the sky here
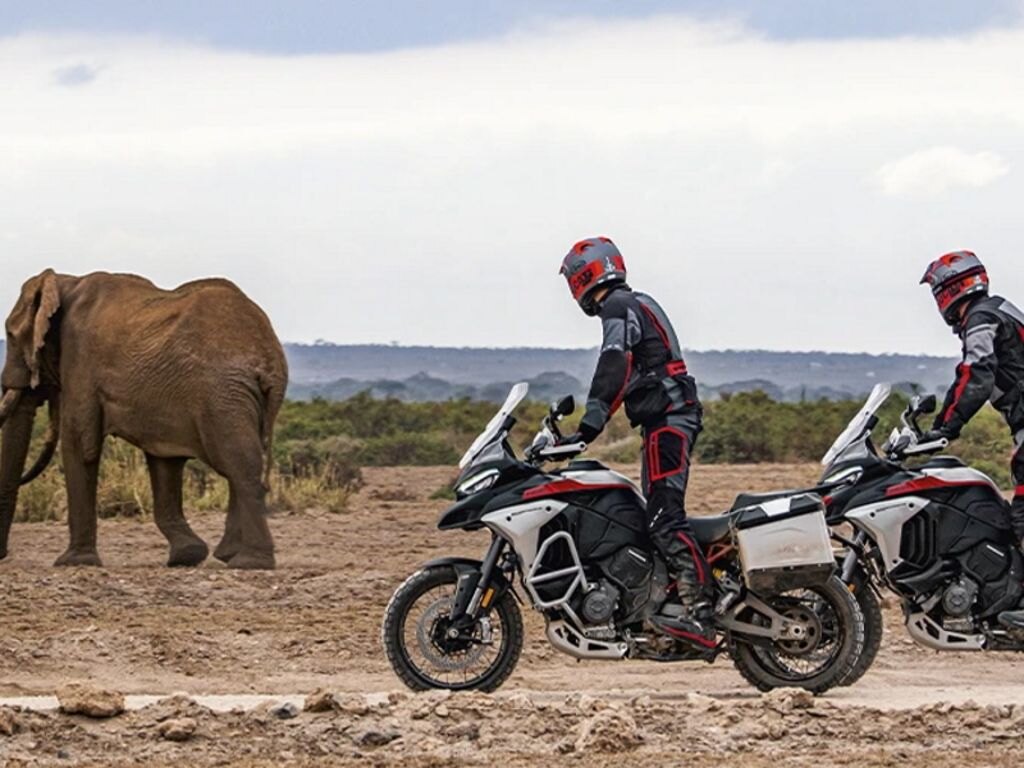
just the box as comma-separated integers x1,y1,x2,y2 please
2,1,1024,355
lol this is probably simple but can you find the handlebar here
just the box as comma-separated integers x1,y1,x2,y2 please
523,399,587,465
885,395,948,461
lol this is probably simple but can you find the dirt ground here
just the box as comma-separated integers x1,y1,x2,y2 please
4,463,1024,766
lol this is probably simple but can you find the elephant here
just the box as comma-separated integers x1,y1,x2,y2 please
0,270,288,569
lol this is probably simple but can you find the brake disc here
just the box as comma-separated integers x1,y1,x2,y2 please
414,596,488,671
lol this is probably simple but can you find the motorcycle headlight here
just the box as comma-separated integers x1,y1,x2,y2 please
456,468,500,497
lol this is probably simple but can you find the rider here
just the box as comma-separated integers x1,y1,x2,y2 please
558,237,714,649
920,250,1024,629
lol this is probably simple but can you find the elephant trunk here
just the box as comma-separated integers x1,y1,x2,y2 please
0,389,21,426
21,394,60,485
0,391,36,559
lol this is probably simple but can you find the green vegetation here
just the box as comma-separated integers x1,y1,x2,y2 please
9,389,1018,523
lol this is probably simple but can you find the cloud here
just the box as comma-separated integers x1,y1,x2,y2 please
876,147,1010,199
2,20,1024,357
51,62,99,87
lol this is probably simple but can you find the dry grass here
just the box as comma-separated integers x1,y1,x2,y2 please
13,439,356,523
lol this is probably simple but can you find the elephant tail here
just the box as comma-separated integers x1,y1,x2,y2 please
259,374,286,493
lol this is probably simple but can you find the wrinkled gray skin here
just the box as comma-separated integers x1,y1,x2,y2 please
0,270,288,569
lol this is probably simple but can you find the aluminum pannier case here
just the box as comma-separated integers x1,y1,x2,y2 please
731,493,834,594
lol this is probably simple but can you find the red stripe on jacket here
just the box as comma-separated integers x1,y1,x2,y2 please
943,363,973,424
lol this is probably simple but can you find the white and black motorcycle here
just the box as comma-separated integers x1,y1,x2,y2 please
382,384,864,693
807,384,1024,684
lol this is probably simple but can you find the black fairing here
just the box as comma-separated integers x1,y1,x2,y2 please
836,458,1021,619
885,494,1020,616
439,461,541,530
526,487,660,623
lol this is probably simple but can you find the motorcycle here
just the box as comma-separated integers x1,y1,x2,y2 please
812,383,1024,684
382,383,864,693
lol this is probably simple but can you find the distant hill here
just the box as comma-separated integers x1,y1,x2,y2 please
0,339,959,403
284,343,959,402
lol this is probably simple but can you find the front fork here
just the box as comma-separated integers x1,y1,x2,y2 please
450,535,509,627
839,529,871,589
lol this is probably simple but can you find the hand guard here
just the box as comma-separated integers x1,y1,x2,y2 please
920,428,955,444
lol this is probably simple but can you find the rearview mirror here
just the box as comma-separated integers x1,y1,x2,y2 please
917,394,937,415
552,395,576,418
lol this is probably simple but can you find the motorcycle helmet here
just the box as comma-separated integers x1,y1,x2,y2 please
920,250,989,326
560,237,627,315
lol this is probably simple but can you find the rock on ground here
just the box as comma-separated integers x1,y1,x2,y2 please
574,708,642,753
157,717,197,742
0,706,20,736
56,683,125,718
304,689,337,713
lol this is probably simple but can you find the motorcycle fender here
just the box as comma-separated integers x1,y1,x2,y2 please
419,556,519,604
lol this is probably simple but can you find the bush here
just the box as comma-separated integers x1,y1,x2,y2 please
357,432,458,466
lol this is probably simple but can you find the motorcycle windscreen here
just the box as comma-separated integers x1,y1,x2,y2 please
821,382,892,466
459,382,530,469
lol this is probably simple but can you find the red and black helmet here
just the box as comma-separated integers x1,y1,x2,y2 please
560,237,627,315
920,250,989,325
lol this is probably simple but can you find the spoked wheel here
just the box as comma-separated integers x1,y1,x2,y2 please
730,576,864,693
382,565,523,692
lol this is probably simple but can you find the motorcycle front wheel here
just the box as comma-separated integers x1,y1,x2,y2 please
729,575,865,694
382,565,523,692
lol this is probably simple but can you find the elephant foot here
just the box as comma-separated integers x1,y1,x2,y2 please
54,548,103,567
227,550,276,570
212,539,240,564
167,539,210,568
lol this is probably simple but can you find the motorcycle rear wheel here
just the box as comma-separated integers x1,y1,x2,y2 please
729,575,865,694
382,565,523,692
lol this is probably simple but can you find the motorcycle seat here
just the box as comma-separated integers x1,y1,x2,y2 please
729,489,807,511
690,513,734,545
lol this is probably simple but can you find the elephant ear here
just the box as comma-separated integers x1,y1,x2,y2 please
23,269,61,389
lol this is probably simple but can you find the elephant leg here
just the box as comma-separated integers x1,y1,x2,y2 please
147,455,208,567
201,412,275,570
223,473,275,570
55,440,102,567
213,485,242,564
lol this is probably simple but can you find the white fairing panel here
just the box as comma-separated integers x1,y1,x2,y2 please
459,383,529,469
846,496,929,570
561,468,644,499
921,467,1001,495
822,383,891,466
481,501,567,574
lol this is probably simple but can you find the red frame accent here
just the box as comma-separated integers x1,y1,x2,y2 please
705,543,732,565
1015,485,1024,497
657,623,716,648
943,363,972,423
521,478,633,501
885,475,993,498
647,427,689,482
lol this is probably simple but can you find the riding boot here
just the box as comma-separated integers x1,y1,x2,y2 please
649,530,716,650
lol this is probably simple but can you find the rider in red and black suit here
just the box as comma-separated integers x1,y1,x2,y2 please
559,237,713,648
921,252,1024,629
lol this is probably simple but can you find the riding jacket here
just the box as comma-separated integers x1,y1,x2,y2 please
934,294,1024,437
578,285,699,443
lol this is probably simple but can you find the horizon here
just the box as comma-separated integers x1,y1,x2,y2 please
280,339,958,360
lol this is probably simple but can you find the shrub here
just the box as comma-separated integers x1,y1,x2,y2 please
357,432,458,466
